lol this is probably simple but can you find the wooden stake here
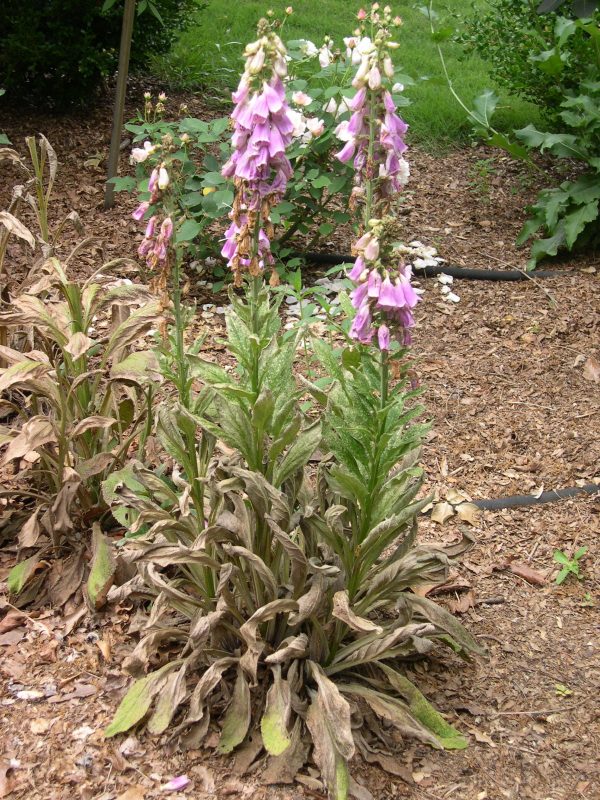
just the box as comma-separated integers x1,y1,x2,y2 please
104,0,136,210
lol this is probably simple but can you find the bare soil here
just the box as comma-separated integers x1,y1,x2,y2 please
1,89,599,800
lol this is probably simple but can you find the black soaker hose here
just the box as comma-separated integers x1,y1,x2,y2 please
471,483,599,511
293,251,565,281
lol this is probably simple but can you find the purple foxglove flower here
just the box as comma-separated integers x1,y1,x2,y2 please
354,231,372,251
160,217,173,241
148,168,159,193
154,239,167,261
138,238,152,257
364,237,379,261
145,215,157,238
162,775,190,792
347,111,365,137
398,274,419,307
378,324,390,350
349,86,367,111
132,201,149,221
351,281,369,309
350,304,373,342
348,256,366,280
232,80,250,105
377,276,403,309
335,140,356,163
367,268,381,297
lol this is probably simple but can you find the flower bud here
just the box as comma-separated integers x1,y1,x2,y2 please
383,55,394,78
158,166,170,190
368,65,381,89
248,48,266,74
160,217,174,241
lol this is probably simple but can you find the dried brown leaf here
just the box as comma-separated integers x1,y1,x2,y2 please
64,332,95,359
582,356,600,383
18,508,41,548
332,590,382,634
430,501,455,525
507,561,546,586
1,416,56,465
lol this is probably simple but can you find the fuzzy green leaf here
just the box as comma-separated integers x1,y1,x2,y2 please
104,662,180,737
261,666,292,756
7,554,42,595
86,523,116,609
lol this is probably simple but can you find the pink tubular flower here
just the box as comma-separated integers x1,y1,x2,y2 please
132,201,149,221
221,19,295,285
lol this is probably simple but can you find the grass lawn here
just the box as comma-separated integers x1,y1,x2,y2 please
151,0,540,151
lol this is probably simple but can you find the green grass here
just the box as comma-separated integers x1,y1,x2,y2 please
151,0,541,151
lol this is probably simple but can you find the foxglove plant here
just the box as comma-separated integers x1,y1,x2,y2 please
221,17,297,286
104,11,484,800
336,4,418,350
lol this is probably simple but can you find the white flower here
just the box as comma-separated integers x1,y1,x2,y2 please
446,291,460,303
392,81,404,93
356,36,375,56
397,157,410,185
288,108,307,138
131,140,156,163
334,119,354,142
158,166,170,190
306,117,325,137
292,90,313,107
318,44,333,68
299,39,318,57
437,273,454,285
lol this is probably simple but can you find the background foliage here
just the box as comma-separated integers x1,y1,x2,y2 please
0,0,202,110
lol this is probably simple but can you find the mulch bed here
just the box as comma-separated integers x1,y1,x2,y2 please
1,87,599,800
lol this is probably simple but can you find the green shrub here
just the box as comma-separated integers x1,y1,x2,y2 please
458,0,600,119
0,0,202,110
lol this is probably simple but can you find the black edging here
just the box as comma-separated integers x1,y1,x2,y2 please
471,483,599,510
293,251,565,281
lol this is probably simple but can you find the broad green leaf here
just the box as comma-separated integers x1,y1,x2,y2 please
7,554,43,595
563,200,599,248
378,665,468,749
261,666,292,756
469,90,499,128
104,662,181,737
217,667,251,753
273,421,321,487
86,523,116,609
176,219,203,242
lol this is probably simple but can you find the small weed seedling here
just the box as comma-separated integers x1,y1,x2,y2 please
554,547,587,585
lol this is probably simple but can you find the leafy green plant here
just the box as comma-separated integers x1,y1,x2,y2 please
458,0,599,118
0,0,203,109
103,285,484,797
514,74,600,267
0,256,161,606
554,546,587,583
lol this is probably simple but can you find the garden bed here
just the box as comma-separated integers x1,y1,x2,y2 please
1,90,599,800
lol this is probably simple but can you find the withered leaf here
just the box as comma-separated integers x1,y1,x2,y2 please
582,356,600,383
64,332,95,359
18,508,41,548
71,416,116,437
332,590,383,634
86,523,116,609
507,561,546,586
1,416,56,465
217,666,251,754
430,501,455,525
